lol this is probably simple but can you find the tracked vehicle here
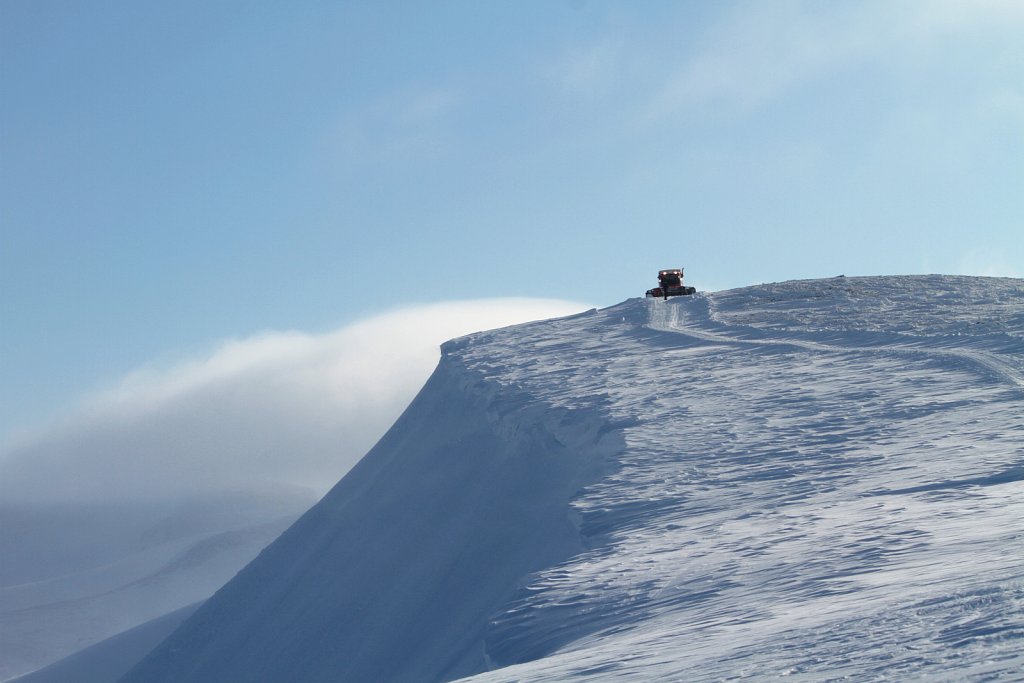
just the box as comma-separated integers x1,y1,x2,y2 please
645,268,696,300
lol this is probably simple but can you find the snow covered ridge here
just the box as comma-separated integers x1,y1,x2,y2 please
708,274,1024,346
120,275,1023,682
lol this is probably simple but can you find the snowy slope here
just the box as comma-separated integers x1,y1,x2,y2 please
0,489,313,681
8,602,201,683
122,275,1023,682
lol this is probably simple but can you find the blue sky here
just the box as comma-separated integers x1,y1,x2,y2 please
2,0,1023,439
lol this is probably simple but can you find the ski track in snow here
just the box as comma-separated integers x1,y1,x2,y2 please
455,275,1024,682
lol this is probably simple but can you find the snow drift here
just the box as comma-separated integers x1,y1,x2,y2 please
0,298,585,682
120,333,620,683
121,275,1024,682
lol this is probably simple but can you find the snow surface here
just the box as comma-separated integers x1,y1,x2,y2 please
8,602,201,683
122,275,1023,682
0,488,313,681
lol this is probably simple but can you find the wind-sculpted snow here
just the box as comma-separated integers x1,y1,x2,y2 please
122,276,1022,682
711,275,1024,339
458,276,1024,681
119,340,621,683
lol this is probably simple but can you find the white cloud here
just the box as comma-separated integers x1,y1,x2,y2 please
643,3,866,119
330,84,462,163
905,0,1024,36
643,0,1024,120
0,299,589,504
548,37,627,97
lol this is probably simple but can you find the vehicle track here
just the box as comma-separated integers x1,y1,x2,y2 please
647,295,1024,391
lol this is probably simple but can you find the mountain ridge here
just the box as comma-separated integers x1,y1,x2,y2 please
119,325,622,683
121,275,1024,682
